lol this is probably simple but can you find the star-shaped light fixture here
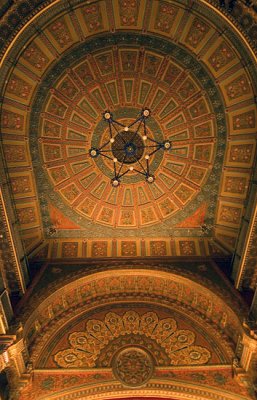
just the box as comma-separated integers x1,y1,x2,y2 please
89,108,171,187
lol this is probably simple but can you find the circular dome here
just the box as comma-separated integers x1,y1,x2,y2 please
31,34,225,232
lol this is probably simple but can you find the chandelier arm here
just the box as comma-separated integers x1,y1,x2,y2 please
99,153,114,161
98,149,115,153
128,115,142,128
117,168,131,179
146,158,150,174
99,140,111,151
109,148,131,152
112,119,126,128
114,161,117,177
112,123,127,145
133,168,147,177
147,136,161,145
143,119,147,137
132,156,147,175
108,120,113,138
130,118,143,143
142,145,160,149
117,155,127,177
148,147,161,157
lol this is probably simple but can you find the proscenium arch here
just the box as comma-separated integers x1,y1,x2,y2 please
20,268,244,366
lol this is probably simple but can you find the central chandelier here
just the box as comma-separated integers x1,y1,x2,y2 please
89,108,171,187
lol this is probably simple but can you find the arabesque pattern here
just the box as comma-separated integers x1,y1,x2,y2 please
53,311,211,368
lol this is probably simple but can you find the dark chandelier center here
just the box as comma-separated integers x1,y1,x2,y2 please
112,131,144,164
89,108,172,187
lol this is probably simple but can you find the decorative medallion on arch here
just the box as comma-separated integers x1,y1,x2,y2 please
113,347,154,387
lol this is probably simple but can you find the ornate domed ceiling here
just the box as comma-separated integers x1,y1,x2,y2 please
33,35,222,233
0,0,256,259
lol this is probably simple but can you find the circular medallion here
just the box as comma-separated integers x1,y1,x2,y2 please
113,347,154,387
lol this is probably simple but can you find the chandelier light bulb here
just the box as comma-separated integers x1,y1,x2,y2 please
164,140,171,150
143,135,147,141
110,138,115,143
113,158,117,163
143,109,150,117
124,127,129,132
104,111,111,120
112,179,120,187
129,166,134,171
146,175,154,183
145,154,150,160
89,148,97,157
